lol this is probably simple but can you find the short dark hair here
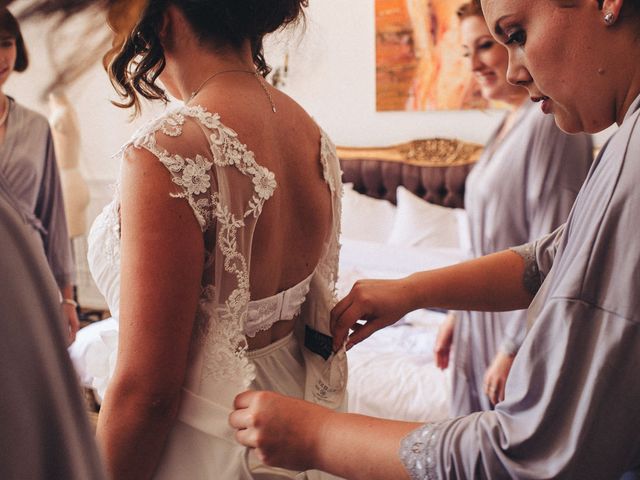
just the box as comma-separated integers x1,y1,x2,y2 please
0,8,28,72
106,0,309,114
456,0,483,22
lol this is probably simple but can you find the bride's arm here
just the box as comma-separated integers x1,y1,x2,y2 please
96,147,204,480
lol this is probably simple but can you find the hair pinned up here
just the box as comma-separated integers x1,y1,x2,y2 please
106,0,309,114
3,0,307,110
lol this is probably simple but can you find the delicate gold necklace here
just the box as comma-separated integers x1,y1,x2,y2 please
188,69,277,113
0,95,9,128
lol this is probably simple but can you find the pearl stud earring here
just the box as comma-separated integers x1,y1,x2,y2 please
604,11,615,25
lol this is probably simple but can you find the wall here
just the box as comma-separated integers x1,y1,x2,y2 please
266,0,506,146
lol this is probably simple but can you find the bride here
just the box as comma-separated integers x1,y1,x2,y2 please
71,1,346,478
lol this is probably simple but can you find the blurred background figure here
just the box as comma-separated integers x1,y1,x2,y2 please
48,88,90,239
0,7,79,343
0,161,105,480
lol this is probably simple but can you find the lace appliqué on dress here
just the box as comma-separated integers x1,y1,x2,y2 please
131,111,213,231
399,422,444,480
510,243,542,296
203,196,255,385
315,132,342,305
127,105,278,389
243,272,313,338
101,198,121,263
245,301,280,338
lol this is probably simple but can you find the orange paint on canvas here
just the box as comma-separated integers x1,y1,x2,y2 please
376,0,487,111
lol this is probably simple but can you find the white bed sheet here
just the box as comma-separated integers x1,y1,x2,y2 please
338,238,469,422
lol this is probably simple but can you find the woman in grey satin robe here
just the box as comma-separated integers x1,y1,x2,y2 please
230,0,640,478
435,1,593,414
0,175,105,479
0,8,78,342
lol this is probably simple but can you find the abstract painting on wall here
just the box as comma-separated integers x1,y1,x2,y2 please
376,0,487,111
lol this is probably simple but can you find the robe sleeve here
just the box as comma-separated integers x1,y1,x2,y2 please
34,129,74,289
523,114,592,244
499,116,591,354
498,223,567,355
400,298,640,479
496,313,526,356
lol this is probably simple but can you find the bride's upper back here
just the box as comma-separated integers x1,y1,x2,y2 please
188,78,334,301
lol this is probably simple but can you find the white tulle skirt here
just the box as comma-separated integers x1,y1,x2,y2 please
68,317,118,402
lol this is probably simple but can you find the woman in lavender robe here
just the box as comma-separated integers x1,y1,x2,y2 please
435,1,593,414
230,0,640,477
0,8,78,343
0,172,105,480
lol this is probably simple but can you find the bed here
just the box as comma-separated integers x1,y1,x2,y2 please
336,138,481,422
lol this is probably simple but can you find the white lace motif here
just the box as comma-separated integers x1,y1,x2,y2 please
244,271,314,338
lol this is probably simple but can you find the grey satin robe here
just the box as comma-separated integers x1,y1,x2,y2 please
0,177,105,479
400,95,640,479
452,101,593,415
0,98,73,288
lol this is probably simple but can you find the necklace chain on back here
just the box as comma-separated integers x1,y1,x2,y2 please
188,70,277,113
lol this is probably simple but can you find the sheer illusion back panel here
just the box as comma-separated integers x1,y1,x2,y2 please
248,134,331,296
148,103,332,303
212,102,333,350
211,95,332,302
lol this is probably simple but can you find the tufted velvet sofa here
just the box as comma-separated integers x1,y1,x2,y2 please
337,138,482,208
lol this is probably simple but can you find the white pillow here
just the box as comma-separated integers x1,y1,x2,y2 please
341,183,396,243
387,186,461,249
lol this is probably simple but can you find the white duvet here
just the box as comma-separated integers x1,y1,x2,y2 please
338,238,469,422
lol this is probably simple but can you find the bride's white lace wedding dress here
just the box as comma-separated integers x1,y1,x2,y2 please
74,105,347,479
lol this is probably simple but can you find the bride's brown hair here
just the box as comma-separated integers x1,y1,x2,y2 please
7,0,307,111
106,0,308,114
